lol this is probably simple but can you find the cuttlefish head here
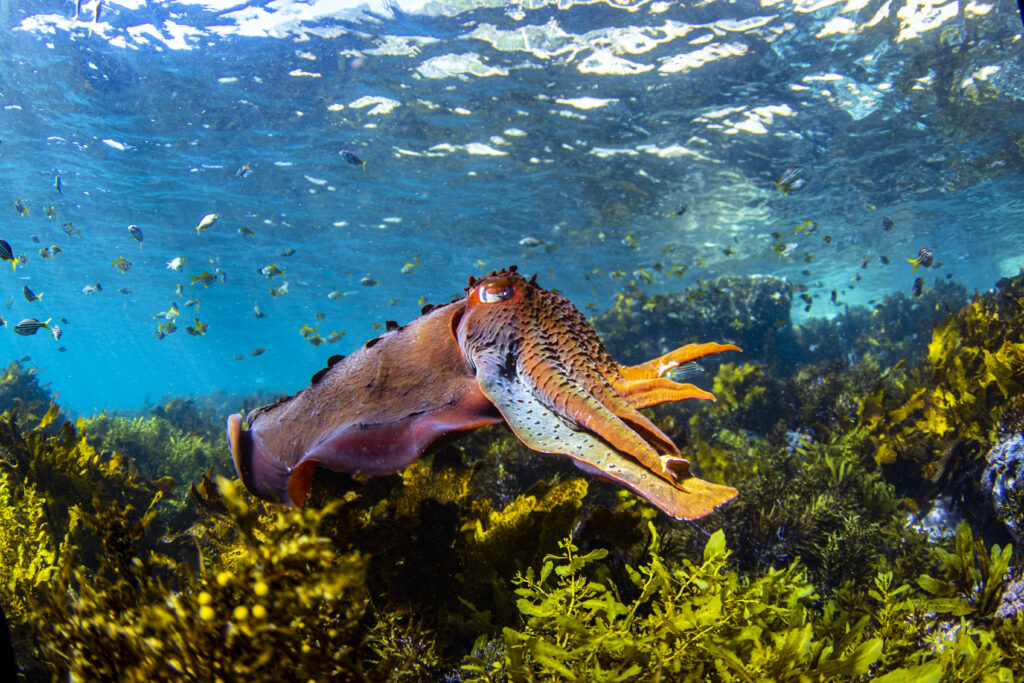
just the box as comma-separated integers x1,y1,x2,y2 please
455,268,740,520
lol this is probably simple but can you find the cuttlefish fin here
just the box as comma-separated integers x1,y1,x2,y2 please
476,368,737,520
612,342,741,409
227,413,294,505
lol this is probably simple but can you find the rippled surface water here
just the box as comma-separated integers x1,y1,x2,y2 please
1,0,1022,414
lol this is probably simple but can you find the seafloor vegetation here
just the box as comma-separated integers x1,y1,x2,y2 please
2,271,1024,682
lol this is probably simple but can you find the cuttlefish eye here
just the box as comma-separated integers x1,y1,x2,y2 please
476,278,514,303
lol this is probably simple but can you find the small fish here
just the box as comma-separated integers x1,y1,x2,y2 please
39,247,51,259
54,175,62,193
14,199,28,216
185,318,208,336
44,206,58,219
881,217,894,232
234,354,246,361
62,222,81,238
81,283,101,295
174,284,183,298
51,324,63,341
315,312,325,322
238,226,255,238
340,150,366,167
195,213,219,233
880,255,890,265
822,235,833,244
154,304,179,320
278,247,295,257
360,276,378,287
269,282,290,298
0,317,4,327
253,302,265,318
0,239,20,270
308,334,324,347
299,323,317,338
400,255,420,274
912,277,924,297
774,166,808,195
236,163,253,178
22,285,42,303
119,287,132,295
128,224,143,245
671,202,687,217
666,362,703,381
257,263,285,278
113,256,131,274
722,248,735,257
167,256,185,271
518,237,542,247
908,248,933,272
794,221,817,234
326,330,346,344
250,347,266,357
184,297,200,308
190,271,219,287
30,235,40,243
327,290,347,300
860,257,869,269
13,318,50,336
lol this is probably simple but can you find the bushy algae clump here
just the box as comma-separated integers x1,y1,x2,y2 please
0,272,1023,680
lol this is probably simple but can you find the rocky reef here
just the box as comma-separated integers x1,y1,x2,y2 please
1,270,1023,680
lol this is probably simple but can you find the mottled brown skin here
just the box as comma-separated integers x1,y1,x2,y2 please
227,267,739,519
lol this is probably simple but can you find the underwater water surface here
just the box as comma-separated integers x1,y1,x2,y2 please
4,1,1024,681
0,0,1021,414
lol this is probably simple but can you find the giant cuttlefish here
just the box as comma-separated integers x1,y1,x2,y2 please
227,267,740,520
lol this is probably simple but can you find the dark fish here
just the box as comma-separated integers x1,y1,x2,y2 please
340,150,366,167
880,255,890,265
236,163,253,178
912,277,924,297
13,318,50,336
14,199,28,216
0,239,18,270
250,347,266,357
774,166,808,195
278,247,295,257
881,217,894,231
22,285,41,303
360,276,378,287
908,248,933,272
860,257,869,269
62,222,81,237
234,354,246,361
128,224,143,245
54,174,62,193
671,202,687,216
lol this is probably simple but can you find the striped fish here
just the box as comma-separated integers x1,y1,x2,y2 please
0,239,19,271
13,318,50,336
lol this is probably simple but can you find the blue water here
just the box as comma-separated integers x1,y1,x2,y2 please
1,0,1022,416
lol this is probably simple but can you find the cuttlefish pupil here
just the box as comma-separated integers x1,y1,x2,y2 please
226,266,740,520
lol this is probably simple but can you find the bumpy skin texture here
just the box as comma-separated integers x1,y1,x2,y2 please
227,267,739,519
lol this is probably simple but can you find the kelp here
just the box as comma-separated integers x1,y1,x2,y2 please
1,272,1023,680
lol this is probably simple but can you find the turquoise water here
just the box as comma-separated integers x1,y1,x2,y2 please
1,0,1022,415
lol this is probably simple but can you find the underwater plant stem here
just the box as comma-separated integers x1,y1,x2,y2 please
0,600,16,678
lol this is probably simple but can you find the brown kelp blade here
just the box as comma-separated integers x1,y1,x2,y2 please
476,368,737,520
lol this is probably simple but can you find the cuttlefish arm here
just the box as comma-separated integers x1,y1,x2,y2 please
457,271,739,520
227,300,503,507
